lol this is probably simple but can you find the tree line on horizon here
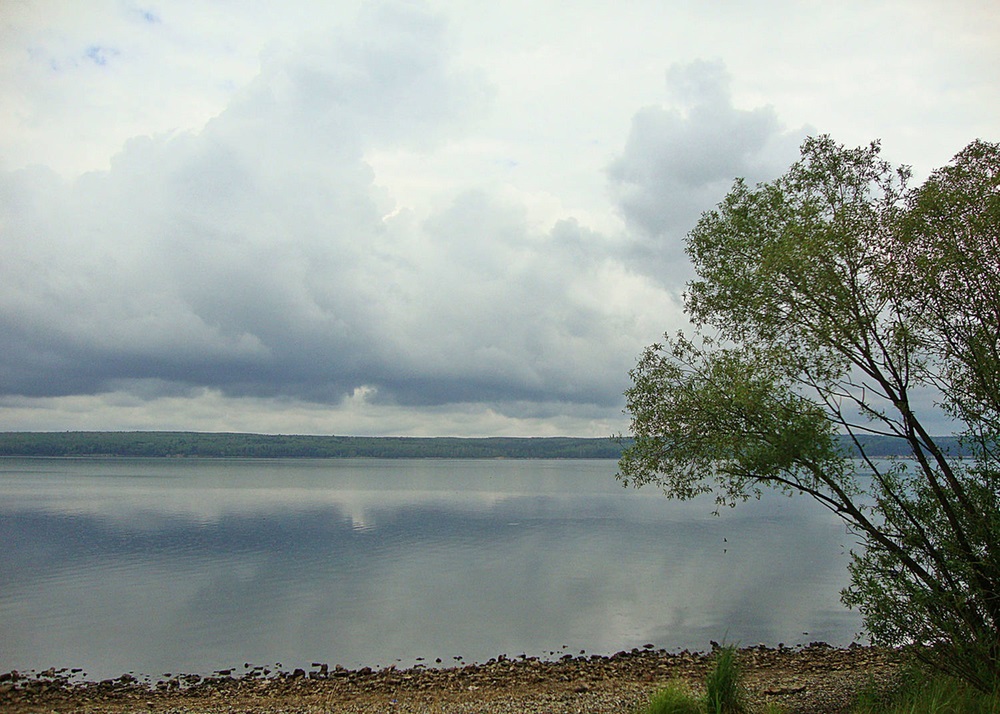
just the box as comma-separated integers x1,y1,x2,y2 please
0,431,626,458
0,430,962,459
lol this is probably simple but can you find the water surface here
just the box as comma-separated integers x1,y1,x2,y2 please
0,457,862,679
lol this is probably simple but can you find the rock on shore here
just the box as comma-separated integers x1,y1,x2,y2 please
1,643,902,714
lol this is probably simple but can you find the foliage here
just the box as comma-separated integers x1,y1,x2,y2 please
853,665,1000,713
618,136,1000,690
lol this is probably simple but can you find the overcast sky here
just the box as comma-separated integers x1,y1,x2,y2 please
1,0,997,436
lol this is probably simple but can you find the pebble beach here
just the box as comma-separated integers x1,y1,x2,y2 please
2,643,902,714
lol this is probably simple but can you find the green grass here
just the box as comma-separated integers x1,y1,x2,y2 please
641,646,754,714
643,681,704,714
852,667,1000,713
642,645,1000,714
704,645,745,714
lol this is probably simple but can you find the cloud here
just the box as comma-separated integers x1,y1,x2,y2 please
608,60,811,282
0,2,681,426
84,45,119,66
2,3,990,436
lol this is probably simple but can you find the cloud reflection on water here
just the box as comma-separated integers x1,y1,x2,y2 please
0,458,860,679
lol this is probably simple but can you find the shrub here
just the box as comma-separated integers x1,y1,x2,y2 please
643,681,704,714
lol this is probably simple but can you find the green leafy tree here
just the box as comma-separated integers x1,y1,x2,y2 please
618,136,1000,690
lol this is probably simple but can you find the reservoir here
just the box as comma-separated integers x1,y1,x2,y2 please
0,457,861,680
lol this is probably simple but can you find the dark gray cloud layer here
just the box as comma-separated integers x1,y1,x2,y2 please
609,61,808,282
0,9,803,422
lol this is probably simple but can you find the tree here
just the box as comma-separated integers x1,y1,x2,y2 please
617,136,1000,690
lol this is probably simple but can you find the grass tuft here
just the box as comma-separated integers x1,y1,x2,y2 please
643,681,704,714
852,665,1000,713
705,645,746,714
641,645,755,714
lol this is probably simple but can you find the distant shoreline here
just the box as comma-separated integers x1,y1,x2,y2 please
0,430,967,460
0,431,627,459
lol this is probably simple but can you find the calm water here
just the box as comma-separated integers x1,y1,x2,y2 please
0,457,862,680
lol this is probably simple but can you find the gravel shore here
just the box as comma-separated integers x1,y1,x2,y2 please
2,644,902,714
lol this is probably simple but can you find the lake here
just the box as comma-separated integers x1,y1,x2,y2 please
0,457,862,680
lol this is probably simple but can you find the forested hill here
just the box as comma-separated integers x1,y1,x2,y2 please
0,432,625,458
0,431,971,459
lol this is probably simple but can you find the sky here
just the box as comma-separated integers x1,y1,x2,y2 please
1,0,997,437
